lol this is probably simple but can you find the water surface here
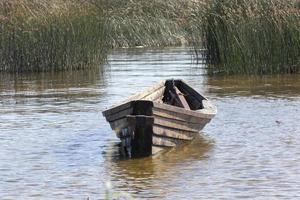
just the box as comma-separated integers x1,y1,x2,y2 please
1,47,300,199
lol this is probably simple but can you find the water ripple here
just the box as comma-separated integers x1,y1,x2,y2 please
0,47,300,199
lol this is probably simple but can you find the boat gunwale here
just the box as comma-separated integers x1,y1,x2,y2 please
102,80,165,116
153,101,216,119
102,79,217,119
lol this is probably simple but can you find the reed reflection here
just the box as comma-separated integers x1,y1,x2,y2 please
205,74,300,98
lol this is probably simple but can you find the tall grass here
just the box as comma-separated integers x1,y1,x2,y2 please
0,0,199,73
2,0,299,74
202,0,300,74
100,0,199,48
0,0,107,72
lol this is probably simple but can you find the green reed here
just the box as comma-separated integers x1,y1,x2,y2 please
0,0,107,72
0,0,199,73
5,0,299,74
96,0,199,48
201,0,300,74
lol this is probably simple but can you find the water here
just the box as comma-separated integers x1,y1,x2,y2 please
0,47,300,199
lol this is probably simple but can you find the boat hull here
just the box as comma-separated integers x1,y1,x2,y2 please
102,79,216,157
103,100,214,157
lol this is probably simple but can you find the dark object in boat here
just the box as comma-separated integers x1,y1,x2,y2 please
102,79,217,157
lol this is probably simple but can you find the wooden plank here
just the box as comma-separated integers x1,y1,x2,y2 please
153,125,194,140
154,116,203,132
153,107,205,124
163,79,216,115
132,100,153,115
153,102,215,119
142,87,165,102
107,100,154,138
104,79,216,119
176,80,217,115
102,80,165,116
105,107,133,122
175,86,190,110
105,99,154,120
127,115,154,157
167,89,183,107
174,80,204,110
102,101,132,117
177,86,202,110
109,117,128,132
185,94,203,110
177,80,206,103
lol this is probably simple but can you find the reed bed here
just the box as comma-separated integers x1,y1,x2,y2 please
0,0,199,73
0,0,107,72
101,0,199,48
202,0,300,74
2,0,299,74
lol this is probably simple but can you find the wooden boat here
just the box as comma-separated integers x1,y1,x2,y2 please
102,79,217,157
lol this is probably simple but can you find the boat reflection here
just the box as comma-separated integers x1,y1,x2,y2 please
104,134,214,198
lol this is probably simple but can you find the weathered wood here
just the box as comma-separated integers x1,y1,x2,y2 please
153,102,215,119
102,79,217,157
132,100,153,115
109,118,128,133
119,127,133,157
185,94,203,110
175,81,203,110
116,101,155,157
108,103,210,140
152,107,205,124
102,81,164,116
167,89,183,108
153,125,194,140
107,100,154,134
128,115,154,157
103,101,132,117
176,80,205,108
154,116,202,132
106,107,133,122
143,87,165,102
175,86,190,110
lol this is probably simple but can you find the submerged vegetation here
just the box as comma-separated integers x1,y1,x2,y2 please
0,0,300,74
202,0,300,74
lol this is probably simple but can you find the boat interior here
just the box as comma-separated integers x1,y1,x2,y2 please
162,80,205,111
